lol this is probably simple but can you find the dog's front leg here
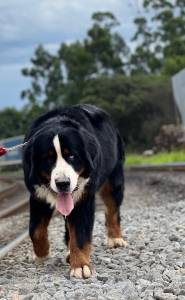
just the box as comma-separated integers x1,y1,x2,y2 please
67,195,95,279
29,195,54,262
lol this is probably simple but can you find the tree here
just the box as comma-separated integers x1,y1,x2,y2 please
0,108,24,138
21,12,129,109
130,17,161,74
11,9,178,150
80,75,175,149
131,0,185,75
21,45,64,109
86,12,129,75
58,41,96,105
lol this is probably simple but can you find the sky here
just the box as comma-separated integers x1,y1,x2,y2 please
0,0,144,110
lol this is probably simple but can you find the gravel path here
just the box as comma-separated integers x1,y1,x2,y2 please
1,171,185,300
0,181,10,193
0,213,29,248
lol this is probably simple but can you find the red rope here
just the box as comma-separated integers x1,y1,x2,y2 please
0,147,7,157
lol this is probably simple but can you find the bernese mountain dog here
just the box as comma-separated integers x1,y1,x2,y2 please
23,104,127,279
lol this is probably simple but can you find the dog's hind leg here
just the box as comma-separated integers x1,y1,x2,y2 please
100,161,127,248
29,195,54,262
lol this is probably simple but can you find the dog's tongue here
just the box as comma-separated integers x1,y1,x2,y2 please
56,193,74,216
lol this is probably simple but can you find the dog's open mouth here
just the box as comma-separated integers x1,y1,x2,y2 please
49,186,78,217
56,192,74,216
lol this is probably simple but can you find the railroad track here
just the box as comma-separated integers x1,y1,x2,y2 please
0,177,28,219
1,162,185,261
126,162,185,172
0,177,29,259
0,230,28,259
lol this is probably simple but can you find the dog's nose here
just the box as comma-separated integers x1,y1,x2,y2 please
55,179,70,192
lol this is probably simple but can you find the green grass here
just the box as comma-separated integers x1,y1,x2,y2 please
126,150,185,166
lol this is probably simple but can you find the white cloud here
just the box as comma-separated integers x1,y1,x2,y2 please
0,0,139,67
0,0,143,109
0,0,137,43
44,42,60,54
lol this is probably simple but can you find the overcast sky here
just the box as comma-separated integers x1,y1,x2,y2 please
0,0,144,110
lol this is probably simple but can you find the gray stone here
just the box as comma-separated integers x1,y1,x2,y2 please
136,279,151,293
20,294,34,300
54,290,66,299
154,291,177,300
100,257,111,264
179,290,185,296
169,234,180,242
97,274,109,283
177,296,185,300
163,287,175,294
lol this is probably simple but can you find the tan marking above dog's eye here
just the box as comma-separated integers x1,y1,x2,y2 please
43,150,55,160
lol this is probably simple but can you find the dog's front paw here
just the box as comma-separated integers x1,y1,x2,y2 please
33,253,50,264
108,237,128,248
70,265,92,279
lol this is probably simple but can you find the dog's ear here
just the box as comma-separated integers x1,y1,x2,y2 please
23,139,39,192
79,128,101,181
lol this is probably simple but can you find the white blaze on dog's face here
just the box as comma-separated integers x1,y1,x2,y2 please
50,135,78,194
35,132,89,216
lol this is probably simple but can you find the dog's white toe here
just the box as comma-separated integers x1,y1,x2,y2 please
70,265,91,279
33,253,50,264
108,237,128,248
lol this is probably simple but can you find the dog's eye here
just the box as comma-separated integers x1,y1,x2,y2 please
63,148,70,156
69,155,74,160
63,148,74,160
65,154,75,162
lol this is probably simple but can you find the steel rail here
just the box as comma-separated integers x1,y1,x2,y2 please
0,182,19,200
0,230,28,259
126,162,185,172
0,178,28,219
0,199,28,219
